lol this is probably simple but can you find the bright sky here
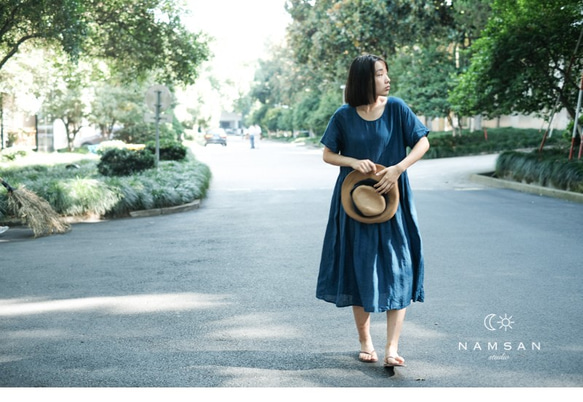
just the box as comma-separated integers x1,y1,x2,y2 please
184,0,290,78
178,0,291,124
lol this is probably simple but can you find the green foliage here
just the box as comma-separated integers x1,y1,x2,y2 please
263,108,285,132
38,177,120,217
114,121,179,144
90,79,149,137
0,0,86,70
0,152,211,219
97,148,155,177
86,0,210,86
0,148,27,162
253,1,493,136
0,0,210,86
391,45,457,119
42,58,92,151
496,150,583,193
145,140,187,161
449,0,583,119
563,116,583,146
103,157,211,217
291,92,320,133
424,128,563,159
306,88,343,135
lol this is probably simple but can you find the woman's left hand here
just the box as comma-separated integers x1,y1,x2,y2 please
374,165,402,194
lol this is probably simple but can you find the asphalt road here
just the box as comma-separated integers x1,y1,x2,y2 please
1,136,582,391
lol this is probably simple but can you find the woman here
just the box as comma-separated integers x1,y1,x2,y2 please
317,54,430,367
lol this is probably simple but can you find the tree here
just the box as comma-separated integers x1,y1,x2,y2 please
85,0,210,86
392,45,460,134
42,59,94,151
247,1,494,138
90,80,149,138
285,0,474,79
0,0,86,71
0,0,209,86
449,0,583,120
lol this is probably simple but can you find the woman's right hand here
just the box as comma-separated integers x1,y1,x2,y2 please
351,159,376,174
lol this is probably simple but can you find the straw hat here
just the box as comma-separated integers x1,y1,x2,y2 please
341,164,399,224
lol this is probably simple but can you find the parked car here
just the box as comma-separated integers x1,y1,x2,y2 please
204,128,227,146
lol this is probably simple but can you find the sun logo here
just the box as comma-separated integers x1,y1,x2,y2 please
484,313,515,331
497,314,514,331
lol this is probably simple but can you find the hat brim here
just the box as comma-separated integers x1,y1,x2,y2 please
341,164,399,224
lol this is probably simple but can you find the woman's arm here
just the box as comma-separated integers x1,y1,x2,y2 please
374,136,430,194
322,136,430,195
322,147,377,173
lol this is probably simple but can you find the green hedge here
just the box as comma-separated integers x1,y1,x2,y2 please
424,128,563,159
0,152,211,220
97,140,187,177
307,127,564,158
145,140,187,161
97,148,155,176
496,149,583,193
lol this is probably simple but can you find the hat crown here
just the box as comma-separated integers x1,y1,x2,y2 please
340,164,400,224
352,185,386,217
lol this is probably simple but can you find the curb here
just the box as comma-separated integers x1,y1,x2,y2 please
0,200,203,242
0,199,202,229
129,199,201,218
470,173,583,204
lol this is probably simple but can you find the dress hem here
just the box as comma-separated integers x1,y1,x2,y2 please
316,294,423,313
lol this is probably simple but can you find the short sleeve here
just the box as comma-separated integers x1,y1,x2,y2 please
320,109,344,153
395,98,429,148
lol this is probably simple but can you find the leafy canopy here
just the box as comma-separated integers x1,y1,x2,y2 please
0,0,210,86
450,0,583,119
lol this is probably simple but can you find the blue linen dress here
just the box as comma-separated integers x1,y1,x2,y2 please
316,96,429,313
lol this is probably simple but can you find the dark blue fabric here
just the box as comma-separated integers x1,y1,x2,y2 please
317,97,429,312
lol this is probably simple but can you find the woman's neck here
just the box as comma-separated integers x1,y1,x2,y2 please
356,96,386,120
357,96,386,112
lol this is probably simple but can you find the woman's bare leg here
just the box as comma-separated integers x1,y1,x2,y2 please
352,306,377,362
385,308,406,365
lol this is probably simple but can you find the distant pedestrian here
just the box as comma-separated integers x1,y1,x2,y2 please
249,124,261,149
316,54,430,368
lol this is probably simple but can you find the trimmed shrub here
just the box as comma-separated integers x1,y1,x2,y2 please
0,153,211,220
145,140,187,161
421,128,563,159
97,148,155,176
496,149,583,193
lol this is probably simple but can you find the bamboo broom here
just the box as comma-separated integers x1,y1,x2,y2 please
1,177,70,237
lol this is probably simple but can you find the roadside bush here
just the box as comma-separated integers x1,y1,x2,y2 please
563,116,582,146
114,122,180,144
97,147,155,176
37,177,120,217
0,152,211,220
496,149,583,193
145,139,187,161
103,156,211,217
422,128,563,159
0,147,27,161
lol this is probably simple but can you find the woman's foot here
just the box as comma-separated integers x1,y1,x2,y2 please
358,350,378,363
383,354,406,367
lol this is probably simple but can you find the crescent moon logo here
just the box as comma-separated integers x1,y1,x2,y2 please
484,313,497,331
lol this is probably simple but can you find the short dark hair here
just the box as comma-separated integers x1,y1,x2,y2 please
344,54,388,107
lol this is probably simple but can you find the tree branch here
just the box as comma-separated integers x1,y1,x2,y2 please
0,33,43,70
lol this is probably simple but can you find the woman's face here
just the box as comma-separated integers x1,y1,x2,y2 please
374,61,390,97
